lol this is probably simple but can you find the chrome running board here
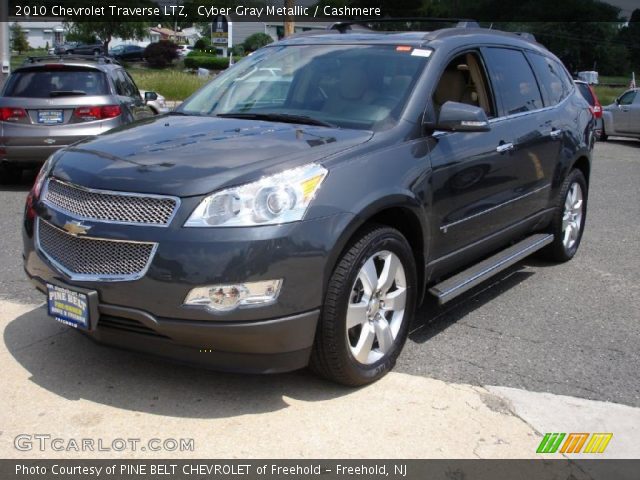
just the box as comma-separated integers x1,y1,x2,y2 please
429,233,554,305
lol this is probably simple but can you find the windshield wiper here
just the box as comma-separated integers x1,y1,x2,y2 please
216,112,336,128
49,90,87,97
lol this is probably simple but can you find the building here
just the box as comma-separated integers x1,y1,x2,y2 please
10,20,65,49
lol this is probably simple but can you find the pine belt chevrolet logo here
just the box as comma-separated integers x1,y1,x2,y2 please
537,433,613,454
63,220,91,236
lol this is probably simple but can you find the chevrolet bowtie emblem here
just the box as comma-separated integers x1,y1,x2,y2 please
63,220,91,236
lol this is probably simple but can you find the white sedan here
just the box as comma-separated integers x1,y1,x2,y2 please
140,90,170,115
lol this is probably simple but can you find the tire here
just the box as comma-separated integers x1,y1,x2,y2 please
541,169,588,262
600,128,608,142
310,225,417,386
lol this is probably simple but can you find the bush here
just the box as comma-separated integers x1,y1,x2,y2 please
184,53,241,71
193,38,211,51
242,33,273,52
144,40,179,68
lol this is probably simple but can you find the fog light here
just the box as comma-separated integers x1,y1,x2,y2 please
184,280,282,312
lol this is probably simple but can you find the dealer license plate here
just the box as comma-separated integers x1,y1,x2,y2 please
38,110,64,124
46,283,90,330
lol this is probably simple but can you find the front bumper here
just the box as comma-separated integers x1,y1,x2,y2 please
26,272,318,373
23,207,354,373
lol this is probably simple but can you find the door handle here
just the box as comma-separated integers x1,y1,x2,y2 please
550,129,562,139
496,142,514,153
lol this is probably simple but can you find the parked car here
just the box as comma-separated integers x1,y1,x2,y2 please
55,42,105,56
177,45,194,57
22,24,593,385
1,56,158,182
600,88,640,141
51,42,77,55
575,80,603,139
139,89,169,114
108,44,146,62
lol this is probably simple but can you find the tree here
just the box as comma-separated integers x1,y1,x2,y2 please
11,23,30,54
66,22,149,52
242,33,274,52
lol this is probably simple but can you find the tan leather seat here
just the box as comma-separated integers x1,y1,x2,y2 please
433,70,467,111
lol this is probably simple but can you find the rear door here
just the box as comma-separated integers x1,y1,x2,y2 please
480,47,556,217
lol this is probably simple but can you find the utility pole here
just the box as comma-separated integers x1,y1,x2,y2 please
0,0,10,89
284,0,295,37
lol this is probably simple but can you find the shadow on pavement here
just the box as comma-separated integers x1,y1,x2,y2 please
4,306,352,419
0,166,37,191
409,265,535,344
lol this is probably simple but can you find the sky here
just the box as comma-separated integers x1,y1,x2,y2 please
606,0,637,19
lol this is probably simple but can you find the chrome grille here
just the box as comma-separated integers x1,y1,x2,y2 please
44,178,178,226
37,219,157,281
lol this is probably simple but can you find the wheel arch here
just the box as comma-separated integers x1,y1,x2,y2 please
323,196,429,308
571,155,591,186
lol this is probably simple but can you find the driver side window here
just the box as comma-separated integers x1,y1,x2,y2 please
619,91,636,105
432,52,496,118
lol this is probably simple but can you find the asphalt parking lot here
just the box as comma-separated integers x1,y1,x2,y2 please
0,140,638,409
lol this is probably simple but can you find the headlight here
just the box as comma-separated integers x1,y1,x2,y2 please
185,163,328,227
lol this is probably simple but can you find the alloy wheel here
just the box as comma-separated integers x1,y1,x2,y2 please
562,182,584,250
346,250,407,365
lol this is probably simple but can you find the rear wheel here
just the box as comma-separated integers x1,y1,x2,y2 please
0,164,23,185
310,225,417,386
599,124,608,141
542,169,587,262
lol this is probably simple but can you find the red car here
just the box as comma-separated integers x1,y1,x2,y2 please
575,80,603,137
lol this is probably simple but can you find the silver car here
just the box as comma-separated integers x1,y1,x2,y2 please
0,56,158,182
601,88,640,141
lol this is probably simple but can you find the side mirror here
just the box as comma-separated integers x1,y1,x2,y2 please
433,101,491,132
144,91,158,102
615,97,620,105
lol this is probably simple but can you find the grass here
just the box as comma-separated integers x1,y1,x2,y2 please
593,85,628,106
599,75,632,86
128,69,210,101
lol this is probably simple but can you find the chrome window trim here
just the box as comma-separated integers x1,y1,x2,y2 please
35,218,159,282
440,183,551,232
42,178,181,227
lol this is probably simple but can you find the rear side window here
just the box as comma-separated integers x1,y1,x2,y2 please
482,48,543,116
113,69,139,98
3,68,109,98
528,53,571,106
575,83,595,107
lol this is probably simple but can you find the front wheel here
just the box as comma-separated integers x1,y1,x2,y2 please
542,169,587,262
310,225,417,386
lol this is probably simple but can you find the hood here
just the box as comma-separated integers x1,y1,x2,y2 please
50,115,373,197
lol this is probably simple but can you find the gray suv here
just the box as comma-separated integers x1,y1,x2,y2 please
23,24,593,386
1,56,157,182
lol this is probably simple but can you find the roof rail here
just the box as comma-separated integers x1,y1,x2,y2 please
22,55,120,66
327,17,480,33
513,32,537,42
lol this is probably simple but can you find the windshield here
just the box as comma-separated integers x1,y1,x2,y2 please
3,68,109,98
179,44,428,130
